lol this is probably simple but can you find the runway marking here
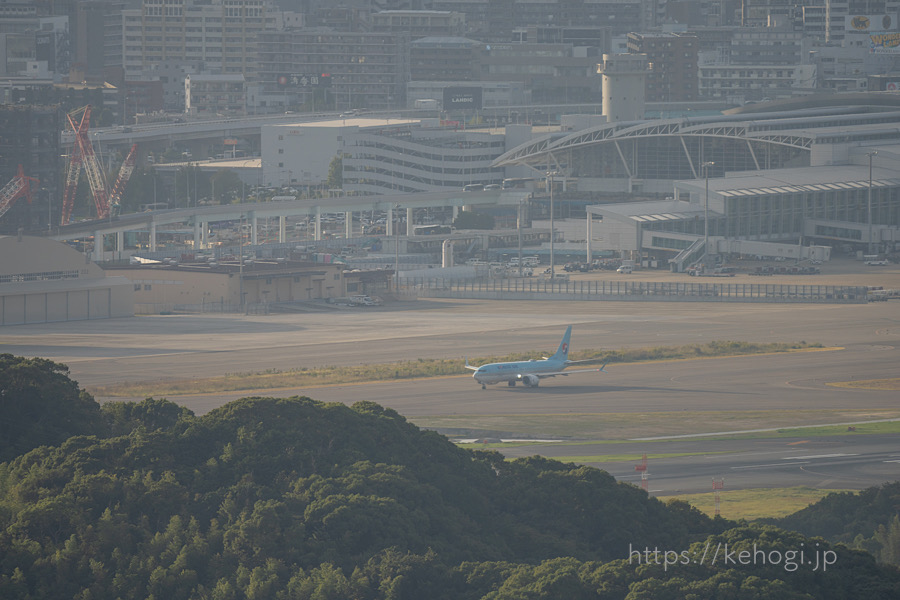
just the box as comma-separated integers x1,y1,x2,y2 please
703,450,795,459
631,418,900,441
786,440,809,445
883,460,900,463
782,453,858,460
732,461,809,470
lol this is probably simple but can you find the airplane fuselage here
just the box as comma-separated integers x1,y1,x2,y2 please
466,325,603,389
473,359,565,385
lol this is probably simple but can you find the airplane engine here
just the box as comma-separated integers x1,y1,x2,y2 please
521,374,540,388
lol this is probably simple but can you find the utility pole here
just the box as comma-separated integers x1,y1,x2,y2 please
702,161,715,267
239,213,245,314
867,151,877,255
547,170,557,278
394,203,400,293
517,200,524,277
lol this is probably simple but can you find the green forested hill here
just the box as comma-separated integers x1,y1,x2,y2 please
0,355,104,462
770,482,900,565
0,355,898,599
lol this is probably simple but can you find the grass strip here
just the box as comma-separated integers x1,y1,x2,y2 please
826,377,900,391
89,340,826,397
448,418,900,449
663,487,852,520
412,409,900,442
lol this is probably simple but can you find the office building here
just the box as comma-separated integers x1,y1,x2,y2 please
256,29,406,112
121,0,271,81
627,32,699,102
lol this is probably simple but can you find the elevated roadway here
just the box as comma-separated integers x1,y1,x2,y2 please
61,111,341,158
44,190,524,261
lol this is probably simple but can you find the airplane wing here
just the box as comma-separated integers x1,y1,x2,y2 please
536,360,609,379
536,366,607,379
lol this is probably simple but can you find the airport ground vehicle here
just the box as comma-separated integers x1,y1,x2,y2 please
349,295,381,306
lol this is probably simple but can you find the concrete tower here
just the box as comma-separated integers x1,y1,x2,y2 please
597,53,648,124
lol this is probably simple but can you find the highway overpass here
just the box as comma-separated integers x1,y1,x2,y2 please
44,190,526,261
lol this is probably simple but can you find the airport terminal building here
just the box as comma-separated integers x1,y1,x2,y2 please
494,95,900,264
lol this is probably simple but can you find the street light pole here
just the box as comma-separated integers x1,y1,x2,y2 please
43,187,51,231
517,199,524,277
548,170,556,278
702,161,715,266
867,151,877,255
394,203,400,293
239,213,245,314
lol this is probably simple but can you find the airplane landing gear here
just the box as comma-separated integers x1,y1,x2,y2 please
482,383,486,389
508,381,516,387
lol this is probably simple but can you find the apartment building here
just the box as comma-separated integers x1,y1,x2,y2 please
122,0,271,80
185,73,245,115
429,0,643,41
370,10,466,37
730,29,806,65
699,63,817,100
479,42,601,104
627,32,699,102
409,36,484,82
256,29,407,111
0,104,60,233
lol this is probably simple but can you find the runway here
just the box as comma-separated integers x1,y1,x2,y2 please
2,298,898,495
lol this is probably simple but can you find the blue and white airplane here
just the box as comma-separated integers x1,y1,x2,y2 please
465,325,606,389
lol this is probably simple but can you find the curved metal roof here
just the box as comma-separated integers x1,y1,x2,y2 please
493,106,900,168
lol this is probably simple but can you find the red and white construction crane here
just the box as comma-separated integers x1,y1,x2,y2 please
61,105,139,225
108,143,138,215
0,165,38,222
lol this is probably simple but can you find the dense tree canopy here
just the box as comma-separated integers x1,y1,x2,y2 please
0,357,898,599
0,355,103,462
770,482,900,565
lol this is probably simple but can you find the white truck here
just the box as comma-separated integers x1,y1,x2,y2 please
349,295,382,306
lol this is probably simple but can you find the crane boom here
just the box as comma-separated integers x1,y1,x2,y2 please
61,108,90,225
0,165,38,221
108,143,138,216
62,105,116,223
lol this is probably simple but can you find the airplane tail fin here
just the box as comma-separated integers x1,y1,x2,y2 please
598,359,609,373
550,325,573,362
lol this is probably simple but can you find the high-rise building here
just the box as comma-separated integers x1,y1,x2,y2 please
409,37,484,82
371,10,466,37
121,0,271,80
256,29,407,111
0,104,61,233
627,32,699,102
429,0,643,41
71,0,123,85
479,42,601,104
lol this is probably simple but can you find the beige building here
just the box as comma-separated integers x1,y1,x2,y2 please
0,235,134,326
122,0,270,80
107,259,351,314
